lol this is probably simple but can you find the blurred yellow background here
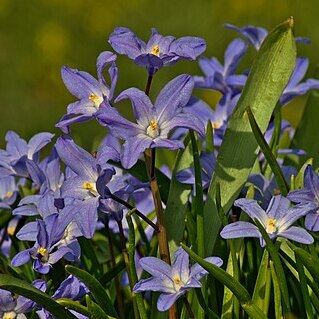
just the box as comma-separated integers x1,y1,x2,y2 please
1,0,318,149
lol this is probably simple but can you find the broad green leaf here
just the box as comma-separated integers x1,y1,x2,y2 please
0,274,77,319
252,250,270,310
291,91,319,168
66,265,118,318
165,137,192,258
203,18,296,255
270,261,282,319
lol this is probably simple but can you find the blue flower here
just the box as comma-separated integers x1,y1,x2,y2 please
97,74,205,169
133,247,222,311
287,165,319,231
0,279,46,319
194,39,248,96
11,213,78,274
56,51,118,133
220,195,314,246
109,27,206,75
0,131,54,180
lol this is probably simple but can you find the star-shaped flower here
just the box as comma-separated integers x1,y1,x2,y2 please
97,74,205,169
288,165,319,231
109,27,206,75
221,195,314,246
133,247,222,311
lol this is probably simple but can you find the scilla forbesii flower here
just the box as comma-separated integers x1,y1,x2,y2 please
221,195,315,246
133,247,222,311
97,74,205,169
109,27,206,75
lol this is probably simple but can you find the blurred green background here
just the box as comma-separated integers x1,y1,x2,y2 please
1,0,318,150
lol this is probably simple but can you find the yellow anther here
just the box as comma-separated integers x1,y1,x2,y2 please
173,276,181,285
151,45,160,56
149,120,158,130
89,93,103,108
266,219,277,234
7,227,15,236
6,191,13,198
212,122,221,129
146,120,160,138
83,182,94,190
37,247,47,257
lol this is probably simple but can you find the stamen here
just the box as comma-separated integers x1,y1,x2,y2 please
89,93,103,108
7,227,15,236
151,45,160,56
146,120,160,138
266,218,277,234
83,182,94,190
6,191,13,198
37,247,47,257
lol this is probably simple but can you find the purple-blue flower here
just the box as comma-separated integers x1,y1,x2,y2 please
11,213,77,274
133,247,222,311
220,195,314,246
280,58,319,106
55,136,117,238
109,27,206,75
287,165,319,231
97,74,205,169
0,279,46,319
0,131,54,180
56,51,117,133
194,39,248,96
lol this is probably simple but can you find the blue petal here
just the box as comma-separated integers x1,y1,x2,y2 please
279,226,314,244
220,221,261,239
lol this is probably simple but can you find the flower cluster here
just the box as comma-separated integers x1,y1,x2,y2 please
0,21,319,319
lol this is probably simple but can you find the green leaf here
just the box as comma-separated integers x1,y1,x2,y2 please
269,261,282,319
291,90,319,168
203,18,296,255
99,259,125,285
181,244,267,319
246,105,289,195
57,298,91,317
253,219,290,313
0,274,77,319
294,158,313,190
165,137,192,257
86,295,116,319
288,243,319,282
66,265,118,318
252,250,270,310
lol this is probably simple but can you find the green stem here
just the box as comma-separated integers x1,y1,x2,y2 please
253,219,291,313
104,220,125,319
117,220,139,319
110,193,159,231
126,211,148,319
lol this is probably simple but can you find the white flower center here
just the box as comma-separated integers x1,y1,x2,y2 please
89,93,103,108
266,218,277,234
3,312,17,319
151,45,160,56
146,120,160,138
173,275,184,292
